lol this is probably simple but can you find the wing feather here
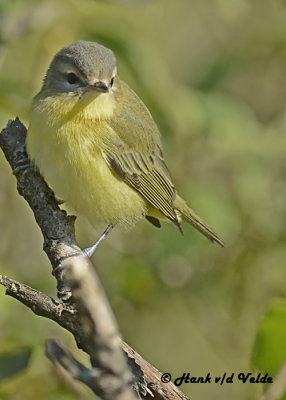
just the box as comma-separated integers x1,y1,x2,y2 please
103,146,178,223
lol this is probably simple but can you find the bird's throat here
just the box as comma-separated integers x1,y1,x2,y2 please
68,91,116,122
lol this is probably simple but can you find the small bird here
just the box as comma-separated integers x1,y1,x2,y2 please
27,40,224,255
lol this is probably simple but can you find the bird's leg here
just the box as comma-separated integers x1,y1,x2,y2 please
58,224,115,271
81,224,114,258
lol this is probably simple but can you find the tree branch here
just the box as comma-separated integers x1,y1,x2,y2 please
0,118,190,400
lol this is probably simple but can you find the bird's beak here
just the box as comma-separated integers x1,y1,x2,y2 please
89,81,109,93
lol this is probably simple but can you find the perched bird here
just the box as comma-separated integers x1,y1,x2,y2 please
27,40,224,255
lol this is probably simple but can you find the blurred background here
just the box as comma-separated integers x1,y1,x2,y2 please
1,0,286,399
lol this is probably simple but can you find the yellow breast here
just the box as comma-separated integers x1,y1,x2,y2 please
27,93,147,230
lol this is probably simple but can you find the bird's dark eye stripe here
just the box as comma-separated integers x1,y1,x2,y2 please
67,72,78,84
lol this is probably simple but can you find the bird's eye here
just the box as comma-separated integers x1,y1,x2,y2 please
67,72,78,84
110,77,114,87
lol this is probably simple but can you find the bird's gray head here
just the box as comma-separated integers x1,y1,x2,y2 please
43,41,118,95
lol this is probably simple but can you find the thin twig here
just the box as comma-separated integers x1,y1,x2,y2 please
46,339,99,394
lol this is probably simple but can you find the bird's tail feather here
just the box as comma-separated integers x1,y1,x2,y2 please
174,195,224,247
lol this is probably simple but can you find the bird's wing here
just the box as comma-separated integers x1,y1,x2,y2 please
101,81,179,224
103,143,178,223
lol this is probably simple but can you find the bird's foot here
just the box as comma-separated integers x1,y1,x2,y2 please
54,224,114,273
12,157,33,176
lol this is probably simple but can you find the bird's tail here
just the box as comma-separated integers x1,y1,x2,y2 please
174,195,224,247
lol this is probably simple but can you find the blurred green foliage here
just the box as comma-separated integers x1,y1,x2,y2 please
252,302,286,399
0,348,31,381
1,0,286,399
